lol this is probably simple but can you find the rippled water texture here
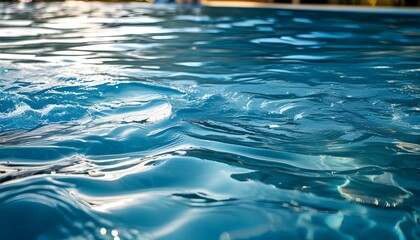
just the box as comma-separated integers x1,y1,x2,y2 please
0,2,419,239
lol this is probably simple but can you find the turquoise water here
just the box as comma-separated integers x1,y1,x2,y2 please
1,2,419,239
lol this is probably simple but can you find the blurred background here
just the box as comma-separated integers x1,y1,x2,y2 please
203,0,420,7
0,0,419,7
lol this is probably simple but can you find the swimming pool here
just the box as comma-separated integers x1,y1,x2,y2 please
0,2,419,239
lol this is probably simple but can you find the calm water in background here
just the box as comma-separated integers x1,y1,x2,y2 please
0,2,419,239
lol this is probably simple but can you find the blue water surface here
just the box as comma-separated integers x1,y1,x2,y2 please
0,2,419,239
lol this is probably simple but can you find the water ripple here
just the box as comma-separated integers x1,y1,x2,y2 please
1,3,419,239
251,36,321,46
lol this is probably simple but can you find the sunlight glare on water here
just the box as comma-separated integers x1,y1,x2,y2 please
0,2,419,239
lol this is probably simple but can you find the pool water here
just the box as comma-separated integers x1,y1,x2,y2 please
0,2,419,239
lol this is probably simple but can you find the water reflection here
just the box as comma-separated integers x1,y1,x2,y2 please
0,2,420,239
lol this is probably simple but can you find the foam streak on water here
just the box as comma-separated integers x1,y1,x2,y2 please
0,2,419,239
